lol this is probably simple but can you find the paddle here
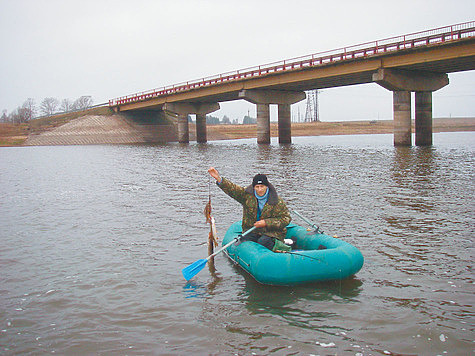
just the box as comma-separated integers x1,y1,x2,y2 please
292,209,323,234
182,226,257,281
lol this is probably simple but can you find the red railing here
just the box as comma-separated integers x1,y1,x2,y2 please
109,21,475,107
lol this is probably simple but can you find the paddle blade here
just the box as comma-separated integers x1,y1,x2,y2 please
182,258,207,280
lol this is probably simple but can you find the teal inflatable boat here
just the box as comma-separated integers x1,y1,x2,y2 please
222,221,364,286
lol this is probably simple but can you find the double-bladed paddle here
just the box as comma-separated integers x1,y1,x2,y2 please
182,226,257,281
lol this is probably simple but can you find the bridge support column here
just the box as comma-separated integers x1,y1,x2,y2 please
177,114,190,143
415,91,432,146
393,91,412,146
373,68,448,146
278,104,291,144
163,102,220,143
196,114,207,143
257,104,270,144
239,89,305,144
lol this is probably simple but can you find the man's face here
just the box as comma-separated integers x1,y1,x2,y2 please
254,184,268,197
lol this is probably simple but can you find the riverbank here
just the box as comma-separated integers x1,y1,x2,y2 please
205,117,475,141
0,107,113,146
1,115,474,146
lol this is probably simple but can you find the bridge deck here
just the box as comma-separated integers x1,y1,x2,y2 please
110,21,475,111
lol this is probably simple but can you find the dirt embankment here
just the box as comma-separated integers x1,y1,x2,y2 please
0,107,115,146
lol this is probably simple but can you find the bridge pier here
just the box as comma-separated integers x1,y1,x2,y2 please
163,102,220,143
257,103,271,144
239,90,305,144
196,114,207,143
278,104,291,144
373,68,448,146
415,91,433,146
176,114,190,143
393,91,412,146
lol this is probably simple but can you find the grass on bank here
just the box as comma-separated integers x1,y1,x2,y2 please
0,106,114,146
29,106,113,132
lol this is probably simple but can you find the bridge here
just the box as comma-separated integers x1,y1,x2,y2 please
109,21,475,146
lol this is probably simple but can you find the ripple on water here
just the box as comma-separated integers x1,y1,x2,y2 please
1,134,474,354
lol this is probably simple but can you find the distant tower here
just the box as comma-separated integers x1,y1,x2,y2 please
305,89,320,122
292,106,302,123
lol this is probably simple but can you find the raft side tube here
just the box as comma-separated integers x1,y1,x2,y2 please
287,223,364,276
222,221,364,285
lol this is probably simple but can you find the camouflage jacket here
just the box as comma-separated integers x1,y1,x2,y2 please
218,178,291,241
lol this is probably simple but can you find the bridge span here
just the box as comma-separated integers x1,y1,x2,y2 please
110,22,475,146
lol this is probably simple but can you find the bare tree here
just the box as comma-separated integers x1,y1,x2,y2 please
60,98,73,112
9,107,29,123
22,98,36,121
40,97,59,116
1,110,8,123
8,108,18,123
73,96,93,110
18,107,30,123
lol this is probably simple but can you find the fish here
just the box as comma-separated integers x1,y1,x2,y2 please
204,198,219,268
204,198,219,250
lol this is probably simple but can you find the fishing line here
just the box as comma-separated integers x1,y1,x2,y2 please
208,175,211,199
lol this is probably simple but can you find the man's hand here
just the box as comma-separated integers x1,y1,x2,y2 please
254,220,267,228
208,167,221,182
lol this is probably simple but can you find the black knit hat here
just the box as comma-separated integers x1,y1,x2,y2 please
252,173,269,187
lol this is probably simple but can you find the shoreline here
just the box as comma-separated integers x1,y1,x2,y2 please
1,117,474,147
203,117,475,141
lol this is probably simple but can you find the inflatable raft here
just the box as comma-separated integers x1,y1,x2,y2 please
222,221,364,286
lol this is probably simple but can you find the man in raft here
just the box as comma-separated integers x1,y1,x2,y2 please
208,167,292,252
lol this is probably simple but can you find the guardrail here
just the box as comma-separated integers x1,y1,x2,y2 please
110,21,475,107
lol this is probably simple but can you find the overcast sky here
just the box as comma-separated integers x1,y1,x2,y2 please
1,0,474,122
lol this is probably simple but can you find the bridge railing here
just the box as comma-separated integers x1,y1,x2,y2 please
109,21,475,107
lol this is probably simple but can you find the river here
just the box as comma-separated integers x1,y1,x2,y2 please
1,132,474,355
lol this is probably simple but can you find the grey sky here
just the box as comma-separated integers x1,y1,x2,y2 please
1,0,474,121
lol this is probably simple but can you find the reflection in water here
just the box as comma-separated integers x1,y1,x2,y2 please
385,146,440,235
385,146,448,239
183,281,208,299
390,147,437,199
381,147,450,276
234,263,363,329
183,268,223,299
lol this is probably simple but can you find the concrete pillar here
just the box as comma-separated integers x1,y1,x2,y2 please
278,104,291,144
177,114,189,143
257,103,270,144
196,114,207,143
393,91,412,146
374,68,448,147
415,91,433,146
239,90,305,144
163,102,219,143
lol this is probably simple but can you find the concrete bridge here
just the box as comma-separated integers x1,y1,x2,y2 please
110,22,475,146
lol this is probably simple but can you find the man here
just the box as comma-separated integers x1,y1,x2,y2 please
208,167,291,251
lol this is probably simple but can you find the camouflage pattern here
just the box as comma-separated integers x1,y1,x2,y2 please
218,177,291,241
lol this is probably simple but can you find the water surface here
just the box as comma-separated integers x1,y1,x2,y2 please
1,132,474,355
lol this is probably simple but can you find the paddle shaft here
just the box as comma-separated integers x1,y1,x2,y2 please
292,210,323,233
206,226,257,261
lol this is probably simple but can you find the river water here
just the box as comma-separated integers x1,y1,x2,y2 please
1,132,474,355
